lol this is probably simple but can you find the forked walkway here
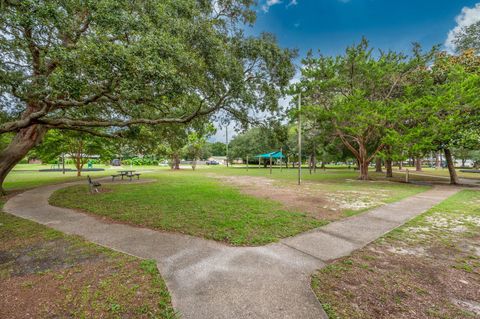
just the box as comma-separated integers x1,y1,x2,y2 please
4,181,459,319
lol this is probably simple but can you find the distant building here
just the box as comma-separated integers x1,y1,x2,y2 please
208,156,228,165
207,156,244,165
28,158,42,164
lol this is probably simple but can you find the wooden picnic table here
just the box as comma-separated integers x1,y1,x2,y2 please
114,170,141,181
118,170,135,175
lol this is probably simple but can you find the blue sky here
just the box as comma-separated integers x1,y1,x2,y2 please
212,1,480,142
250,0,479,57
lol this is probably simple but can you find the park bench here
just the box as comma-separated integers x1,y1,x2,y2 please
111,174,122,181
87,175,101,193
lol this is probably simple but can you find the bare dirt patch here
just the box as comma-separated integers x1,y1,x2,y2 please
0,212,176,318
313,244,480,319
208,174,342,220
208,174,393,221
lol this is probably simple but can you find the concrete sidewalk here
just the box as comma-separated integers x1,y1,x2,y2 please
4,181,459,319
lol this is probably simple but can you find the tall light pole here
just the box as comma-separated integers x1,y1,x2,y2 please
62,153,65,175
225,125,229,167
298,92,302,186
280,147,283,172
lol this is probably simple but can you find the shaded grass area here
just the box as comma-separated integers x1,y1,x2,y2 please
0,200,177,318
6,169,108,191
50,172,325,245
312,190,480,319
6,164,168,191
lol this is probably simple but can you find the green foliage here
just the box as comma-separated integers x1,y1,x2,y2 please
453,21,480,54
401,51,480,163
228,126,284,160
122,157,159,166
207,142,227,156
34,130,115,173
183,124,215,167
299,39,434,178
0,0,295,188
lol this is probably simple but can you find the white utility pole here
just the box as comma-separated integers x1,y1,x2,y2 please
298,92,302,186
226,125,229,167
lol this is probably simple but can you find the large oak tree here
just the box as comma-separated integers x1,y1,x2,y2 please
0,0,295,192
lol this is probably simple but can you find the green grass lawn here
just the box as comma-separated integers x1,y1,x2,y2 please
416,167,480,180
203,165,359,182
48,166,431,245
312,189,480,319
201,165,450,184
50,171,325,245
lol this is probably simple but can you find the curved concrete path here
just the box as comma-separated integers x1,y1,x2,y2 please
4,181,459,319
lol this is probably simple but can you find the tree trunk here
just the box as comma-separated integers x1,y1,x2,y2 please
0,125,47,193
415,157,422,171
435,152,441,169
398,161,403,170
385,158,393,178
357,142,370,180
171,153,180,170
444,148,459,185
461,158,466,167
192,159,197,171
309,154,312,175
75,155,82,177
375,157,383,173
74,142,84,177
359,160,369,180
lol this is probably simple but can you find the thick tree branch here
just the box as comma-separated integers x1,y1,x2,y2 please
366,143,386,163
336,129,360,159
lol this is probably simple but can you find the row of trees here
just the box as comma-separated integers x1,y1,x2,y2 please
229,36,480,184
30,128,228,175
299,40,479,183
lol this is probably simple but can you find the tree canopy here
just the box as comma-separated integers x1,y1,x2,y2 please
0,0,296,191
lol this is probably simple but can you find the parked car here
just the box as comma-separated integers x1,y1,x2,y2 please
206,160,220,165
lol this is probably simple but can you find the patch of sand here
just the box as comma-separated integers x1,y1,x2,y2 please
206,174,342,220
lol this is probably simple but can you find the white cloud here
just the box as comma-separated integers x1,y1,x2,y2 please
287,0,298,7
262,0,298,13
445,3,480,53
262,0,282,12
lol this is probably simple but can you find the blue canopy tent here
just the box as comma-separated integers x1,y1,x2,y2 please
254,151,285,159
254,151,285,173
